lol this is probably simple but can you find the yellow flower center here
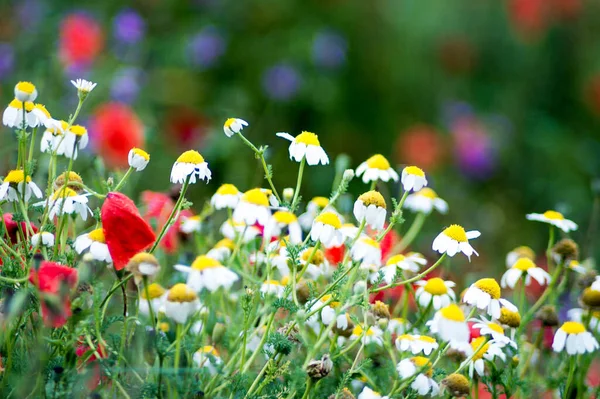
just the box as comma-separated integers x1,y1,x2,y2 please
412,356,431,368
264,279,282,286
440,304,465,322
301,247,325,265
360,237,380,248
52,188,78,199
131,148,150,160
321,294,340,308
474,278,501,300
224,118,236,128
499,308,521,328
386,254,406,265
47,120,69,135
177,150,205,164
214,238,234,250
4,169,31,184
130,252,158,266
8,99,34,111
281,276,290,285
470,337,490,360
141,283,166,299
510,246,535,261
199,345,219,356
560,321,586,334
398,334,414,341
314,212,342,229
159,322,170,332
358,191,386,209
295,131,320,146
273,211,298,225
512,258,536,272
167,283,198,302
87,228,106,243
543,210,564,220
443,224,468,242
352,325,374,336
365,154,391,170
417,188,438,199
242,188,269,206
418,336,437,343
69,125,87,136
486,322,505,335
216,183,239,196
423,278,448,295
34,104,51,118
16,81,36,94
311,196,329,208
404,166,425,177
191,255,222,271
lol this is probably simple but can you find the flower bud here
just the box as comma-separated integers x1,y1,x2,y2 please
577,270,598,289
283,187,294,202
212,322,226,344
371,300,391,320
306,354,333,379
296,280,311,304
441,373,470,397
343,169,355,181
581,287,600,309
125,253,160,285
333,314,355,338
552,238,579,265
536,305,559,327
498,308,521,328
53,171,84,193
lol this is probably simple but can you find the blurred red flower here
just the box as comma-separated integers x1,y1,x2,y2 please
76,339,108,390
141,190,192,254
59,13,104,67
396,125,443,171
90,102,144,169
508,0,550,39
165,107,209,150
101,192,156,270
29,261,78,328
3,213,37,244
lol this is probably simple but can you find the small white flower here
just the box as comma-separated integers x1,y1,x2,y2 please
427,304,470,344
260,279,287,298
432,224,480,260
180,215,202,234
35,188,92,221
355,154,399,184
401,166,427,192
298,196,330,230
170,150,211,184
415,278,456,310
264,210,303,244
357,387,389,399
211,183,241,210
459,337,506,378
526,210,578,233
350,325,384,346
353,191,387,230
175,255,239,292
206,238,235,262
220,218,261,243
0,169,43,202
164,283,201,324
233,188,272,226
74,228,112,263
505,246,535,268
193,346,222,375
40,121,68,154
276,131,329,165
568,308,600,334
59,125,89,160
471,317,517,348
352,236,381,266
310,211,344,248
501,258,551,289
14,81,37,102
223,118,248,137
71,78,97,93
395,334,439,355
128,148,150,171
462,278,517,319
396,357,440,397
3,99,37,129
553,321,599,355
387,317,410,335
31,232,55,248
298,246,330,279
404,187,448,215
139,283,167,317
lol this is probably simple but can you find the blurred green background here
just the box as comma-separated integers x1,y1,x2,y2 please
1,0,599,275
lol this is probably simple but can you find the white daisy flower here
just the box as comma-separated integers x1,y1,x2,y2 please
526,210,578,233
180,215,202,234
401,166,427,192
388,317,411,335
58,125,89,160
128,148,150,171
71,78,97,94
260,278,287,298
14,81,38,102
220,218,261,242
310,294,342,326
460,337,506,378
427,304,469,344
126,253,161,284
396,357,440,397
404,188,448,215
139,283,167,317
352,236,382,265
264,210,302,244
415,278,456,310
298,196,330,229
567,308,600,334
211,183,241,210
553,321,599,355
0,169,43,202
567,260,588,274
276,131,329,165
3,99,37,128
462,278,517,319
164,283,201,324
35,188,92,221
432,224,480,260
30,104,61,129
385,252,427,274
357,387,390,399
505,246,535,268
206,238,235,262
31,232,55,248
396,334,439,355
340,223,361,242
310,211,344,248
501,258,551,289
175,255,239,292
350,325,384,346
74,228,112,263
298,246,330,279
40,120,68,154
233,188,272,226
223,118,248,137
170,150,211,184
471,317,517,348
355,154,399,184
592,276,600,291
353,190,387,230
193,346,222,375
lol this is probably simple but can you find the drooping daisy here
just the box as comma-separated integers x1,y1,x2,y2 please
175,255,239,292
264,210,302,244
353,190,387,230
403,187,448,215
164,283,201,324
355,154,399,184
427,304,470,344
471,317,517,348
180,215,202,234
210,183,241,210
298,196,330,229
415,278,456,310
40,120,68,154
351,325,384,346
357,387,390,399
139,283,167,317
31,232,55,248
60,125,89,159
220,218,261,243
261,188,280,207
3,99,36,128
276,131,329,165
0,169,43,202
460,337,506,378
375,253,425,285
30,104,61,129
206,238,235,262
193,346,222,375
38,188,92,221
401,166,427,192
340,223,361,242
299,246,330,279
170,150,211,184
128,148,150,171
432,224,480,260
233,188,272,226
14,81,38,102
388,317,411,335
463,278,517,319
396,357,440,397
126,252,160,285
526,210,578,233
567,260,587,274
567,308,600,334
396,334,439,355
223,118,248,137
351,236,382,265
310,211,344,248
71,78,97,94
553,321,599,355
312,294,342,326
260,278,287,297
501,258,551,289
74,228,112,263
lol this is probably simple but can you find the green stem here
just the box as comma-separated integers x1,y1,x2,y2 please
564,356,577,398
394,212,427,253
518,262,563,335
174,323,183,372
291,157,306,210
149,176,191,253
371,253,447,293
114,167,134,192
300,378,314,399
237,133,281,203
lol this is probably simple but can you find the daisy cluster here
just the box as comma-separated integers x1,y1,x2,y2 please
0,81,598,399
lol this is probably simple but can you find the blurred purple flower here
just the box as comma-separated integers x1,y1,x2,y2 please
0,44,14,80
312,30,347,69
113,9,145,44
187,27,226,69
16,0,46,30
452,115,497,179
111,67,142,103
262,63,301,101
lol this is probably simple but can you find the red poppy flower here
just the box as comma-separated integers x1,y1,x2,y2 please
101,192,156,270
59,13,104,67
76,339,108,390
508,0,549,39
396,125,444,171
90,102,144,169
325,244,345,265
29,261,78,327
2,213,37,243
468,321,482,341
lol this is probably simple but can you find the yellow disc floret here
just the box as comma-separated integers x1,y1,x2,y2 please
242,188,269,206
8,99,35,111
34,104,51,118
443,224,468,242
69,125,87,136
386,254,406,265
131,148,150,160
273,210,298,224
423,278,448,295
4,169,31,184
214,238,235,250
16,81,36,94
216,183,239,196
365,154,391,170
311,196,329,208
87,228,106,243
440,304,465,322
177,150,205,164
295,131,320,146
167,283,198,302
404,166,425,177
560,321,586,334
470,337,491,360
191,255,222,271
358,191,387,208
301,247,325,265
474,278,501,300
141,283,166,299
499,308,521,328
543,210,564,220
417,188,438,199
52,187,78,199
315,212,342,229
512,258,536,272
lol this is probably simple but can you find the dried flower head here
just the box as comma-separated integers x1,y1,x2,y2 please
306,354,333,379
371,300,391,320
53,171,84,193
552,238,579,265
441,373,470,397
536,305,559,327
126,252,160,285
581,287,600,309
